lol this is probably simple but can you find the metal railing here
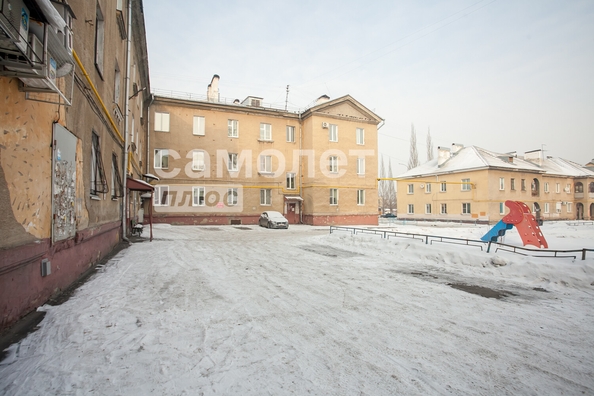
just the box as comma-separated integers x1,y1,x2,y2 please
329,226,593,260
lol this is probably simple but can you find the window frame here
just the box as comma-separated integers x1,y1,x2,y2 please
227,188,238,206
259,123,272,141
192,186,205,206
461,178,471,191
192,151,205,171
462,202,471,214
154,185,169,206
521,179,526,191
356,158,365,175
259,155,272,173
499,177,505,190
286,125,295,143
193,116,205,136
407,204,414,214
499,202,505,215
425,203,432,214
511,178,516,191
407,184,414,194
440,203,447,214
90,132,108,196
356,128,364,145
286,172,296,190
329,188,338,205
426,183,432,193
154,112,170,132
228,153,238,171
154,149,169,170
228,119,239,138
329,156,338,173
329,124,338,142
440,182,447,192
544,182,549,193
357,189,365,205
260,189,272,206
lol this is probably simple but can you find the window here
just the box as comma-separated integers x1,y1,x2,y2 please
462,203,471,214
154,149,169,169
356,158,365,175
426,183,432,193
544,182,549,193
260,123,272,140
357,189,365,205
192,187,205,206
356,128,364,145
521,179,526,191
511,178,516,191
329,124,338,142
227,188,238,206
575,182,583,193
544,203,549,213
330,189,338,205
407,184,414,194
556,202,562,213
567,202,572,213
286,126,295,142
440,182,447,192
286,173,296,190
260,189,272,205
556,183,560,193
499,202,505,215
407,204,414,214
566,184,571,193
440,203,447,214
228,119,238,138
192,151,205,171
114,62,121,105
193,116,205,136
228,153,238,171
461,178,471,191
111,153,123,199
154,112,170,132
259,155,272,173
90,132,107,196
499,177,505,190
154,185,169,206
425,203,432,214
94,3,105,77
329,156,338,173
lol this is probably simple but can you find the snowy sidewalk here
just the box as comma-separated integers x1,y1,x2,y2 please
1,223,593,395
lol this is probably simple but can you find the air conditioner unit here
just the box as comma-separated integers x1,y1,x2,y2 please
0,0,29,53
564,187,570,193
322,122,329,128
419,184,425,189
561,201,567,205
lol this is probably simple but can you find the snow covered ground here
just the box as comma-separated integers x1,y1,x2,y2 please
1,221,593,395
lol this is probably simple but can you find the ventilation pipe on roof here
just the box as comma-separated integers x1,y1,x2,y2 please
316,95,330,105
451,143,464,155
524,149,544,166
207,74,220,102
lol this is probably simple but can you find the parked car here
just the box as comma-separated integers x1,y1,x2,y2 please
381,213,397,218
259,211,289,229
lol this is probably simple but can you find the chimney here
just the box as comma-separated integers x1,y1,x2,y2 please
206,74,220,102
437,146,451,167
451,143,464,155
316,94,330,105
524,149,543,166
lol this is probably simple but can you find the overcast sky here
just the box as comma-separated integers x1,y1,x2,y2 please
143,0,594,172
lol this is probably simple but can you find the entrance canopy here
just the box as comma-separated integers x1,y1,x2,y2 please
284,195,303,201
126,178,154,191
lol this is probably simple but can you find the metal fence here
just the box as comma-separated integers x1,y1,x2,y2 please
329,226,594,260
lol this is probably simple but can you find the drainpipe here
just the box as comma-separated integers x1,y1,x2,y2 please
121,0,133,241
298,112,303,224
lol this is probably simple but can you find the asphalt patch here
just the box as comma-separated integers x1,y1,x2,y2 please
299,245,361,258
234,227,252,231
447,283,517,299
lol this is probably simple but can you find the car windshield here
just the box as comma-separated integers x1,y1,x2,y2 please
266,211,285,220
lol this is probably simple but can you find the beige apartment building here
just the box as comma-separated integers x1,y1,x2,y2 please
396,144,594,223
148,76,383,226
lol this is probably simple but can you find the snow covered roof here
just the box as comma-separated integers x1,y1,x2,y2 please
397,145,594,179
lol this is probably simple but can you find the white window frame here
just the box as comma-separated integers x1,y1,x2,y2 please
556,202,562,213
544,202,549,214
356,128,364,145
440,182,446,192
286,125,295,142
461,178,471,191
407,184,414,194
426,183,432,193
462,202,471,214
286,173,296,190
556,183,560,193
193,116,205,136
154,149,168,169
511,178,516,191
499,177,505,190
329,156,338,173
329,124,338,142
228,119,239,138
356,158,365,175
259,155,272,173
499,202,505,215
440,203,447,214
260,189,272,206
521,179,526,191
228,153,238,171
357,189,365,205
192,151,205,171
94,4,105,77
260,123,272,141
192,186,205,206
425,203,431,214
407,204,414,214
154,112,170,132
227,188,238,206
544,182,549,193
567,202,572,213
154,185,169,206
330,188,338,205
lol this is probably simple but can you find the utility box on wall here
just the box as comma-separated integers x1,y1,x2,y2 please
41,259,51,277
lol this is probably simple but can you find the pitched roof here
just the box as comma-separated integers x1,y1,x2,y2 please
301,94,384,124
397,145,594,179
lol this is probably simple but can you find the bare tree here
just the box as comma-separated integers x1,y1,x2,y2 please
408,123,420,170
426,127,434,161
387,158,397,212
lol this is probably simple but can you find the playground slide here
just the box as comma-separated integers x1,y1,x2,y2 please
481,200,548,248
481,220,513,242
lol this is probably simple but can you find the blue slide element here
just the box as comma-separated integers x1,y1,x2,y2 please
481,220,514,242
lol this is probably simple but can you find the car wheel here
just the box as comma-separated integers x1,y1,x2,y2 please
267,221,271,229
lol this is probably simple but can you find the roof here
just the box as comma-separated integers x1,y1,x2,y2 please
397,145,594,179
300,94,384,124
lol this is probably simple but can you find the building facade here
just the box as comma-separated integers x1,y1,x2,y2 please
148,77,383,226
0,0,150,329
396,144,594,223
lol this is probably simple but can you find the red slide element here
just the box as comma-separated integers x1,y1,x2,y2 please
503,200,548,248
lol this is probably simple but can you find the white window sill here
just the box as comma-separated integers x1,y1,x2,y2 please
90,195,101,201
258,139,273,143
